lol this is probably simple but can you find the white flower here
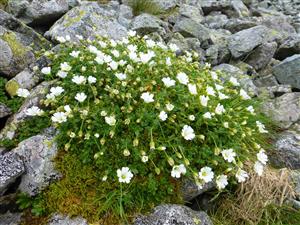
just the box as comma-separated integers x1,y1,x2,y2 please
100,111,107,116
129,51,139,62
215,103,225,115
117,167,133,183
76,35,83,40
218,92,229,100
257,149,268,165
141,155,149,163
50,86,64,96
110,40,117,47
216,175,228,190
88,76,97,84
177,72,189,85
223,122,229,128
199,167,214,183
166,57,172,66
64,105,72,115
146,39,156,48
128,30,136,37
41,67,51,75
188,115,195,121
98,40,107,48
56,36,66,43
26,106,44,116
51,112,67,123
139,51,155,64
75,92,87,103
200,95,209,107
211,71,218,80
46,93,55,100
171,164,187,178
57,70,68,78
109,61,119,70
240,89,251,100
236,169,249,183
215,84,224,91
188,84,197,95
254,161,264,176
256,121,268,133
181,125,195,141
141,92,154,103
162,77,176,87
166,103,174,111
159,111,168,121
169,43,179,52
16,88,30,98
60,62,72,72
70,51,80,58
229,77,240,86
206,86,216,96
105,115,116,126
203,112,212,119
246,105,255,114
115,73,127,80
72,75,86,85
221,149,236,163
111,50,120,58
127,44,137,52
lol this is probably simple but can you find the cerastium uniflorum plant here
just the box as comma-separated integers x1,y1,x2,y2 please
17,31,271,223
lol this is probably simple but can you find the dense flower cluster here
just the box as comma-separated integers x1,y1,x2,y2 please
19,31,270,198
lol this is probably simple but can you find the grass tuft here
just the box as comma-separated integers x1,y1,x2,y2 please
128,0,162,16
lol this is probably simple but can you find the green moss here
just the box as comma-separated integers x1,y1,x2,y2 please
0,77,23,113
64,10,86,27
128,0,162,16
5,80,20,97
1,32,29,58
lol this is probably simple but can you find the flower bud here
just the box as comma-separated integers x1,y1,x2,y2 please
133,138,139,147
167,157,174,166
123,149,130,156
155,168,161,175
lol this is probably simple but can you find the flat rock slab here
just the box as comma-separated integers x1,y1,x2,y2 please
48,214,88,225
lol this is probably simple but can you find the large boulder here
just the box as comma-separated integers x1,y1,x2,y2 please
152,0,177,10
0,211,22,225
0,103,12,119
8,0,70,25
228,25,279,58
273,54,300,89
181,179,215,202
275,34,300,60
48,214,88,225
45,1,128,42
134,204,212,225
0,10,51,78
12,129,60,196
262,93,300,129
0,152,25,195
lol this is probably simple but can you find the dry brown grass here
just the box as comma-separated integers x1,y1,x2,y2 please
212,166,295,225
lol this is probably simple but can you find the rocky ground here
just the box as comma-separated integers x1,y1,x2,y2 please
1,0,300,224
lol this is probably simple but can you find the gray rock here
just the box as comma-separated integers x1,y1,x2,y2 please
13,132,60,196
273,128,300,169
0,211,22,225
204,13,229,29
201,0,249,17
245,42,277,70
273,54,300,89
0,81,53,141
228,25,279,58
181,179,215,202
179,4,204,23
253,74,279,88
131,13,167,36
262,93,300,129
205,44,230,65
290,170,300,199
48,214,88,225
45,2,128,42
224,18,258,33
276,34,300,60
152,0,177,10
257,85,292,99
0,152,25,195
134,204,212,225
0,104,12,119
8,0,69,25
118,4,133,28
0,10,51,78
213,63,257,94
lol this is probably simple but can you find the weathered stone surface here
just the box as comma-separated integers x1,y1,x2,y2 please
0,211,22,225
273,54,300,89
181,179,215,202
134,204,213,225
152,0,177,10
0,9,51,78
0,103,12,119
275,34,300,60
0,152,25,195
257,85,292,99
131,13,167,36
13,130,60,196
224,18,258,33
8,0,70,25
262,93,300,129
228,25,278,58
48,214,88,225
179,4,204,23
0,81,53,141
290,170,300,199
245,41,277,70
253,74,279,87
45,2,128,42
273,128,300,169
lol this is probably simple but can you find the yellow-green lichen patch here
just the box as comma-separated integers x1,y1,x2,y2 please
1,32,30,58
5,79,20,96
64,10,86,27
